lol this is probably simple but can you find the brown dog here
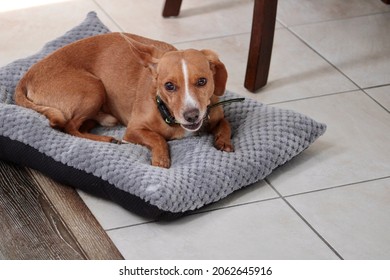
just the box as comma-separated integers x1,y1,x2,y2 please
15,32,233,168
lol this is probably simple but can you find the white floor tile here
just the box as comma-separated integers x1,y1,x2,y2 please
277,0,390,27
287,178,390,259
108,199,339,259
292,13,390,88
77,190,150,230
268,91,390,195
95,0,253,43
0,0,119,66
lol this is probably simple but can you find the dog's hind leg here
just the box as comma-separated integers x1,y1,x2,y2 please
64,117,117,143
61,72,119,143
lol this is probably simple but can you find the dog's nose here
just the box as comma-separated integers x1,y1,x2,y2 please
183,108,200,123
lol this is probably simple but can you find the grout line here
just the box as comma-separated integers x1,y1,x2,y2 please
173,17,288,45
285,28,362,90
282,176,390,200
265,178,344,260
276,18,288,29
172,24,286,46
172,18,289,45
267,84,389,113
267,88,360,106
361,83,390,91
192,196,281,215
172,31,251,45
362,88,390,114
106,220,156,232
105,195,283,232
280,10,390,29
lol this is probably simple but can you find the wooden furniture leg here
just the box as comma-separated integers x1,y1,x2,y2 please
163,0,183,17
244,0,278,92
382,0,390,4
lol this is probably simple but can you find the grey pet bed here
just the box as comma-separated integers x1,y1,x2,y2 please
0,12,326,219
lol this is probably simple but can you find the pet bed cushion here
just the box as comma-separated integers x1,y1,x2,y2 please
0,12,327,219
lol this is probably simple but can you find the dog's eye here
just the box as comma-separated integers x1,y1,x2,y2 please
196,77,207,87
164,82,176,92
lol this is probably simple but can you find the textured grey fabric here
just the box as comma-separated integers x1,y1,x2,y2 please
0,12,326,213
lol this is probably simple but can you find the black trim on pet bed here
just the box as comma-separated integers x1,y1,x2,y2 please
0,135,181,220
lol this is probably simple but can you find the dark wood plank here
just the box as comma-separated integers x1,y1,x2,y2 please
0,161,84,259
28,169,123,260
244,0,278,92
0,161,123,259
162,0,183,17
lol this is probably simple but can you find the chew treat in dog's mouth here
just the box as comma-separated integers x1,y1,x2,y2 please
181,119,203,132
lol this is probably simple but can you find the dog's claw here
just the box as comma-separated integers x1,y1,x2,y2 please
152,156,171,169
222,144,234,152
215,139,234,152
110,138,121,144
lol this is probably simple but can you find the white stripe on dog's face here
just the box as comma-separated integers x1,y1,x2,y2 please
181,59,198,109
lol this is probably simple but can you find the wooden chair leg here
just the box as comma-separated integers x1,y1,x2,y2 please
163,0,183,17
244,0,278,92
382,0,390,4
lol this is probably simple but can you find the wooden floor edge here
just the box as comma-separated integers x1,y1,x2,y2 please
28,169,124,260
0,160,123,260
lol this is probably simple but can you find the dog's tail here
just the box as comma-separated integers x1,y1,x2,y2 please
14,78,67,129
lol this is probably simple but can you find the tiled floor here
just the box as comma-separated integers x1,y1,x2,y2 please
1,0,389,259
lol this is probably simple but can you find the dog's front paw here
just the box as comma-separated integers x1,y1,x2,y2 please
214,138,234,152
152,155,171,169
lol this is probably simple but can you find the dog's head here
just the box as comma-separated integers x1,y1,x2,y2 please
133,41,228,132
155,49,227,131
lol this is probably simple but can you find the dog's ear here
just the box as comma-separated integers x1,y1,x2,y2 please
201,49,228,96
121,34,161,75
